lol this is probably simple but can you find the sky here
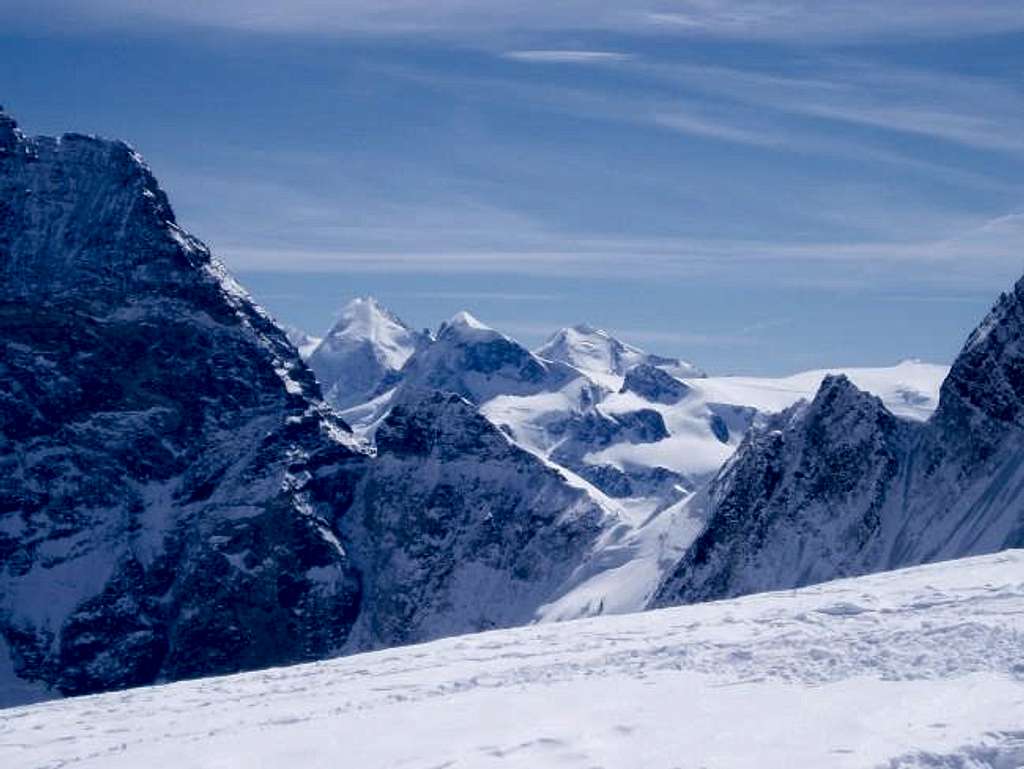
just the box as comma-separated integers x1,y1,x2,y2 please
3,1,1024,374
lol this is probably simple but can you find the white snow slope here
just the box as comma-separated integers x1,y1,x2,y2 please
4,550,1022,769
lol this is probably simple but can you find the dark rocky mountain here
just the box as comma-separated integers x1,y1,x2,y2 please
653,278,1024,607
0,110,620,705
338,388,616,649
0,109,367,699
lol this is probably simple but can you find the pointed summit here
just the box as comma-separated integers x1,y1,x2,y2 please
437,310,498,342
308,296,429,409
446,310,488,330
937,274,1024,433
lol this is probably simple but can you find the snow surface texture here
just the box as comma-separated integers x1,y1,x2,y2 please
4,551,1023,768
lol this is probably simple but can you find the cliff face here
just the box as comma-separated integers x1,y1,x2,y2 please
0,110,369,697
340,389,615,650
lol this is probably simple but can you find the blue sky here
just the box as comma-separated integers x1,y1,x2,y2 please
4,1,1024,374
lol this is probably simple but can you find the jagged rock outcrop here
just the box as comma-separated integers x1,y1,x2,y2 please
653,279,1024,607
620,363,691,404
652,376,914,604
0,109,367,699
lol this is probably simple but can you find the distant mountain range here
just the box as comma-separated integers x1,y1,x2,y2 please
2,108,1021,708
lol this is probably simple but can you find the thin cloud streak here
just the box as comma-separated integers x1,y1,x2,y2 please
8,0,1024,40
376,61,1024,193
638,60,1024,155
502,50,633,63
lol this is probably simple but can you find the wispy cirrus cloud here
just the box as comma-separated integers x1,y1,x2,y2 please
639,61,1024,154
6,0,1024,40
378,59,1024,195
502,50,633,64
641,1,1024,40
216,212,1024,293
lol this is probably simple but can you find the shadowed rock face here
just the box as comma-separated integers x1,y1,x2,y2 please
0,109,366,697
652,376,914,605
653,280,1024,608
339,389,615,650
620,364,690,405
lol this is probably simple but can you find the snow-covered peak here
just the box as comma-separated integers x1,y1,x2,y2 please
445,309,490,332
435,310,506,344
323,296,420,369
536,324,704,378
308,296,429,409
536,325,631,375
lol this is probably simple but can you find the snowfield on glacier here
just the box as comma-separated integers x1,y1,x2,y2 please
4,550,1022,769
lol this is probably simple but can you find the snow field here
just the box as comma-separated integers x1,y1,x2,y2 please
4,550,1021,769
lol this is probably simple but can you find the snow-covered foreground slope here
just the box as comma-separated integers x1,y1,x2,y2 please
5,551,1023,769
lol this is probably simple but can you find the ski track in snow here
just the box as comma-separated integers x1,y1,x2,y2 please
3,551,1023,769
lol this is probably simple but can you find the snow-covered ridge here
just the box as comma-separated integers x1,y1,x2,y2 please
5,550,1022,768
535,323,705,378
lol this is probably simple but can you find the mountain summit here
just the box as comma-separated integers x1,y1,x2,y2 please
535,324,704,378
307,296,429,408
397,311,578,404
